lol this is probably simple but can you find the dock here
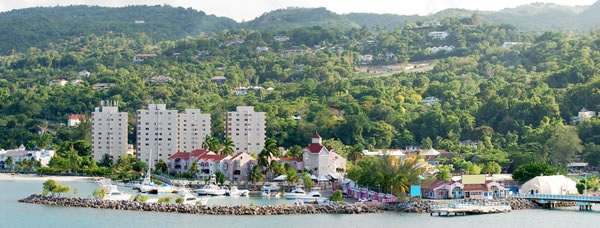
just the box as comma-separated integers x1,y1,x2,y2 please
430,202,511,216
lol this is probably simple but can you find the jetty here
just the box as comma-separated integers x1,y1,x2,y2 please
430,201,511,216
18,194,380,215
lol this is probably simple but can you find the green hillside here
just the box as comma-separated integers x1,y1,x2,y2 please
0,5,239,54
244,7,360,30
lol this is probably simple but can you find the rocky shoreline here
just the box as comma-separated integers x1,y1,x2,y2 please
383,198,576,213
19,194,380,215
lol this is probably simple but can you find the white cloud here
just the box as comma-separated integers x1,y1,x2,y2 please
0,0,596,22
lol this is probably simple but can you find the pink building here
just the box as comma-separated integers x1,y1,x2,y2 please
167,149,257,182
278,158,303,173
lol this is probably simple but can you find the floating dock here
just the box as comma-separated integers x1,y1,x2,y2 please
430,201,511,216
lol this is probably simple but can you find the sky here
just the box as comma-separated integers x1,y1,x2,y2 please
0,0,597,22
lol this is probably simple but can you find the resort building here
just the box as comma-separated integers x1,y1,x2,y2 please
225,106,266,155
91,101,128,161
421,175,510,199
278,158,304,173
167,149,257,182
177,109,211,153
502,42,525,48
460,140,478,149
302,134,347,176
0,145,55,168
426,45,455,53
136,104,211,163
149,75,173,84
419,96,441,106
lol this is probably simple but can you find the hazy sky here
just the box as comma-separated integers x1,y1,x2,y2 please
0,0,597,21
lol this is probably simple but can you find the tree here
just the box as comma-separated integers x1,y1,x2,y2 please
302,172,313,190
188,161,199,179
512,162,560,183
348,144,364,165
584,143,600,167
481,161,502,174
330,190,344,202
176,196,184,204
155,159,167,174
99,154,113,167
43,179,58,196
435,165,452,181
270,160,285,177
467,163,481,175
214,170,226,185
547,125,582,166
5,156,13,169
286,168,298,184
420,137,432,149
221,137,234,156
248,165,264,184
92,188,107,199
286,145,303,159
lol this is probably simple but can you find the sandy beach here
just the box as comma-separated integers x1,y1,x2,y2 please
0,173,96,182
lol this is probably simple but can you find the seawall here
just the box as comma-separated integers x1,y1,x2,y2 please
19,194,380,215
383,198,576,213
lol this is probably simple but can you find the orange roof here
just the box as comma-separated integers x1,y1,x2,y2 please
168,152,190,160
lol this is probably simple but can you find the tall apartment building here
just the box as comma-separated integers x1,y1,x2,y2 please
136,104,211,163
177,109,211,153
225,106,266,154
91,101,128,161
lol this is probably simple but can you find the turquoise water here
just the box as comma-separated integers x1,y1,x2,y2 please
1,180,599,227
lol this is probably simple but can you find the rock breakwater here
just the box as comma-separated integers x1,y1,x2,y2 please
19,194,380,215
383,198,575,213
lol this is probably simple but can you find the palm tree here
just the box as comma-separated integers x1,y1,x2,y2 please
208,137,222,153
248,165,264,184
202,136,211,150
348,144,364,165
261,138,280,159
221,137,234,156
100,154,113,167
188,161,199,179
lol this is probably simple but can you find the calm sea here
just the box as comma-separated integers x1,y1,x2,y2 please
0,179,598,228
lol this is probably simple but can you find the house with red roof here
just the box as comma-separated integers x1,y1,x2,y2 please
421,180,464,199
67,114,87,127
302,133,347,176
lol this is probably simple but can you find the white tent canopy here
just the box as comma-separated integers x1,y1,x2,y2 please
521,175,577,195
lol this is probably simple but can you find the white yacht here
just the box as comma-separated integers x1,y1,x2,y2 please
196,184,226,196
226,186,249,197
178,189,209,205
104,185,132,201
284,188,306,200
299,191,323,204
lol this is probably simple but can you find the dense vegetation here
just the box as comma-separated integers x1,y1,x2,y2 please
3,6,600,176
2,2,600,53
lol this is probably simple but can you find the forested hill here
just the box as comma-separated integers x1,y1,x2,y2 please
244,7,359,30
0,5,239,54
2,3,600,54
346,2,600,32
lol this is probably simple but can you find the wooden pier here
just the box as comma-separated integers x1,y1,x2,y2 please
430,205,511,216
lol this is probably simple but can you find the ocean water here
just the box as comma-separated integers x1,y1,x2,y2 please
1,179,599,228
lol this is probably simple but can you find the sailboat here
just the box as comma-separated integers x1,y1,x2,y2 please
136,149,158,193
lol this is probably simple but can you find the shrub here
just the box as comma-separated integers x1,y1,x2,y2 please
330,190,344,202
158,196,172,204
176,197,184,204
136,195,149,202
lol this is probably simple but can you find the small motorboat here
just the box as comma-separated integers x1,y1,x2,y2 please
104,185,132,201
124,181,140,189
285,188,307,200
178,189,209,205
227,186,250,196
299,191,323,204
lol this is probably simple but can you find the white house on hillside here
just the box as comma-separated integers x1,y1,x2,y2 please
302,134,346,176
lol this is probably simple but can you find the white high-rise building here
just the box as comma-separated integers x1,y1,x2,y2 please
136,104,211,163
225,106,266,154
177,109,211,153
91,101,128,161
